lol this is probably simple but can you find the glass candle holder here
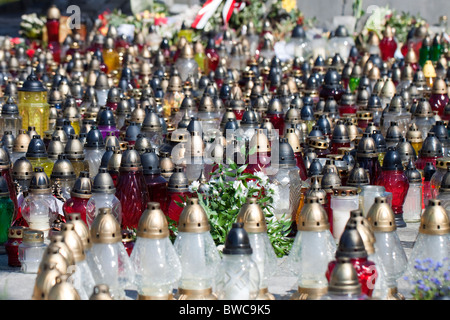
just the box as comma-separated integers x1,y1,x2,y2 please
18,229,47,274
330,187,360,242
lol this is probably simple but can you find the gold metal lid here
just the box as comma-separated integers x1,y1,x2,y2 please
39,245,69,275
178,197,210,233
13,129,31,153
367,196,396,232
60,223,85,262
23,229,44,243
67,212,92,250
249,128,271,153
236,197,267,233
90,207,122,244
419,199,450,235
432,77,447,94
136,202,169,239
348,209,376,255
47,234,75,266
405,47,418,64
47,5,61,19
284,127,301,153
328,257,362,295
406,123,423,143
298,196,330,231
8,226,26,239
47,274,81,300
332,186,359,197
32,262,62,300
90,284,113,300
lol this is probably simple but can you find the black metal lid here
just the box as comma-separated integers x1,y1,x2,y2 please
424,162,436,181
222,222,253,255
19,70,46,92
98,107,116,126
300,103,315,121
382,147,404,171
336,220,367,259
308,158,323,177
1,96,18,114
141,149,161,175
125,122,142,142
26,135,48,158
85,126,105,149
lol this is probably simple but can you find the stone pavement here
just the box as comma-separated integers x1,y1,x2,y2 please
0,221,420,300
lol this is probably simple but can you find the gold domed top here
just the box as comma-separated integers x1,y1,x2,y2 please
137,202,169,239
366,196,396,232
47,5,61,20
61,223,85,263
90,284,113,300
419,199,450,235
284,128,301,153
67,212,92,250
348,210,375,255
39,245,69,275
328,257,361,295
380,78,396,98
47,233,75,266
236,197,267,233
432,77,447,94
406,123,423,143
180,42,195,59
298,196,330,232
13,129,31,153
249,129,271,153
32,262,62,300
90,207,122,244
178,197,210,233
12,156,33,181
405,47,418,64
47,274,81,300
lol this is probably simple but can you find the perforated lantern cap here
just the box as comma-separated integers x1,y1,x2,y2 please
90,207,122,244
137,202,169,239
178,197,210,233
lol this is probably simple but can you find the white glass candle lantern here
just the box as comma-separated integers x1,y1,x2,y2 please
131,202,182,300
367,197,408,300
400,199,450,299
60,222,97,300
90,207,136,299
330,187,359,242
403,160,423,223
18,229,47,274
287,196,336,300
236,197,278,300
21,167,61,238
215,223,260,300
173,197,221,300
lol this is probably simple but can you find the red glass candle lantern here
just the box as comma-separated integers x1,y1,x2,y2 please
115,146,150,230
62,171,92,225
165,166,191,223
429,78,449,117
141,149,168,213
374,147,409,227
379,25,397,62
46,5,61,63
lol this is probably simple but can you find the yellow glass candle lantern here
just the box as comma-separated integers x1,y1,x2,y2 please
18,71,49,137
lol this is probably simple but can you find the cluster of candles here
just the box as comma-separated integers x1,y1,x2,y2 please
0,5,449,300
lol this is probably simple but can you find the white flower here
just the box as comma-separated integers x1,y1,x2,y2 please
232,180,242,190
254,171,269,184
189,180,200,193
